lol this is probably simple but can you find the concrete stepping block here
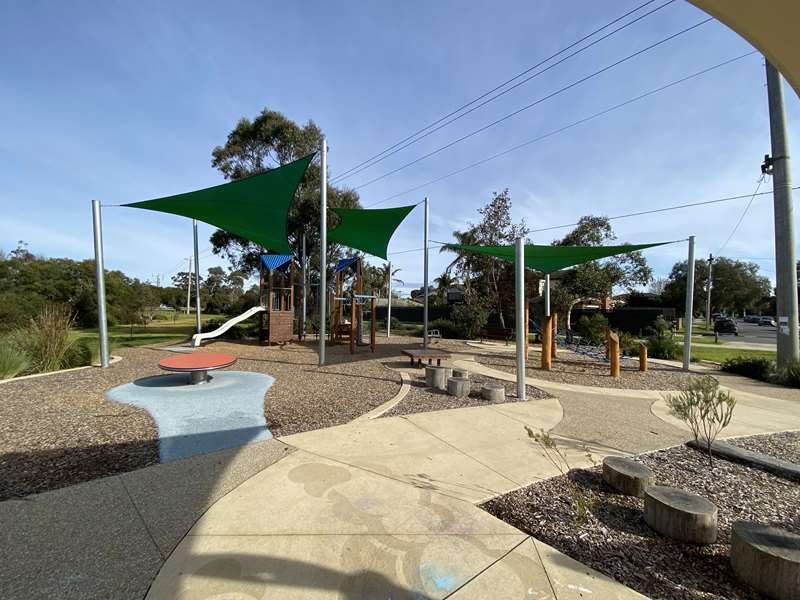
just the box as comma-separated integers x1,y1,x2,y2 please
447,376,471,398
425,366,453,391
731,521,800,600
481,382,505,402
644,485,718,544
602,456,654,498
452,368,470,380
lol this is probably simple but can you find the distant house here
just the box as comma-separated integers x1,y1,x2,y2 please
446,287,465,305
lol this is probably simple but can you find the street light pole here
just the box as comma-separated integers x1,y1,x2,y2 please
682,236,695,371
765,59,799,368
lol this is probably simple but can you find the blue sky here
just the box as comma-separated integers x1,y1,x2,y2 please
1,0,798,291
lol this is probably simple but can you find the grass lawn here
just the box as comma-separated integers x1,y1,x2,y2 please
74,312,224,357
692,345,775,363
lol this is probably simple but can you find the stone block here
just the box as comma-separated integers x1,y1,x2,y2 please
481,383,506,402
425,366,452,391
447,376,471,398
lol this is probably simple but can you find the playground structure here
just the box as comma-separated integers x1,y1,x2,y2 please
258,254,296,346
330,257,377,353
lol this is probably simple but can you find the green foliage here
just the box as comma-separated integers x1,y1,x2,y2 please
0,341,30,380
200,318,256,340
450,294,491,339
618,331,640,357
774,359,800,388
525,427,594,524
665,375,735,466
428,319,465,340
721,356,774,381
645,316,680,359
573,313,608,345
10,304,91,373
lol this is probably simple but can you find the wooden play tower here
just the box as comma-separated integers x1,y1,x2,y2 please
330,257,376,353
258,254,295,346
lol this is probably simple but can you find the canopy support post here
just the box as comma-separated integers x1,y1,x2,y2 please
682,235,695,371
319,137,327,366
387,261,392,338
544,273,550,317
423,196,429,349
302,233,307,340
193,219,201,335
515,238,526,400
92,200,110,368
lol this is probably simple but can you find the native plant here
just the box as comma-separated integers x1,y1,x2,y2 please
10,304,91,373
665,376,736,466
0,341,30,379
525,426,594,524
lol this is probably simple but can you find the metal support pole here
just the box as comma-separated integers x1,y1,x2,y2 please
193,219,201,334
387,261,392,338
423,196,429,349
302,233,307,340
544,273,551,316
682,236,695,371
706,255,713,326
515,239,526,400
92,200,110,368
766,59,799,368
185,257,191,315
319,137,327,366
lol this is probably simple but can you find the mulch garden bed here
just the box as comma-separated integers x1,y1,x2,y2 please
382,370,551,418
477,346,706,391
481,433,799,600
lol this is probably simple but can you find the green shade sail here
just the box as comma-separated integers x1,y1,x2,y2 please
124,153,315,254
446,242,668,273
328,205,416,260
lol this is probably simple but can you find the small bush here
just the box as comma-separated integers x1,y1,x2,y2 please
618,332,641,357
645,316,680,359
774,359,800,388
665,375,735,466
427,318,464,340
450,301,490,340
573,313,608,346
0,341,30,379
721,356,774,381
12,305,87,373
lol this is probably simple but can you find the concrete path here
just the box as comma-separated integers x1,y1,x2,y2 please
145,400,643,599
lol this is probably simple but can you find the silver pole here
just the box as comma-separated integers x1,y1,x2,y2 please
682,235,695,371
302,233,307,340
423,196,429,349
515,238,526,400
193,219,201,335
766,60,799,367
186,257,191,315
92,200,110,368
705,254,713,330
319,137,327,366
544,273,550,316
387,261,392,338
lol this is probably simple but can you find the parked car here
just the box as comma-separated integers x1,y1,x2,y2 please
758,316,776,327
743,315,761,323
714,318,739,335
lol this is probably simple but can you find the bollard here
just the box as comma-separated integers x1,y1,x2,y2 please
608,330,620,378
541,315,552,371
639,342,648,372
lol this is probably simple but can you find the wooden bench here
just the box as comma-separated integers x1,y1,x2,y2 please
401,348,452,368
479,326,514,344
158,352,238,385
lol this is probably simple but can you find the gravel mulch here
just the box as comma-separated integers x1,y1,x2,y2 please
730,430,800,465
477,346,707,391
481,434,800,600
382,370,551,418
0,337,410,500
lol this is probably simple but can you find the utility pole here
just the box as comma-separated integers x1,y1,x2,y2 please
682,236,695,371
705,254,713,330
765,59,799,367
423,196,429,349
186,257,192,315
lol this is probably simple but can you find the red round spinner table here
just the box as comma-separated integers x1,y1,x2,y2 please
158,352,237,385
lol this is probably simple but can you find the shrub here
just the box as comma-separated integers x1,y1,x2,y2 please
11,304,90,373
618,332,641,357
721,356,774,381
0,341,30,379
665,375,735,466
774,359,800,388
201,319,255,340
573,313,608,346
645,316,680,359
450,301,490,340
428,318,464,340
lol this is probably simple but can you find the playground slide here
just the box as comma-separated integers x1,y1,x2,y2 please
191,306,266,347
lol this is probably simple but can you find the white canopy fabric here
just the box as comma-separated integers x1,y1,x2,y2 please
689,0,800,96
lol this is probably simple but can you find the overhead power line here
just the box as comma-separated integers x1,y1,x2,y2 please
354,17,713,193
716,176,766,254
332,0,675,183
367,51,756,208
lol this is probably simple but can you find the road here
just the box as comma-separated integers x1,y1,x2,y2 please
712,320,776,349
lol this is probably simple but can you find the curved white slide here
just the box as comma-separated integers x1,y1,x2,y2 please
191,306,266,347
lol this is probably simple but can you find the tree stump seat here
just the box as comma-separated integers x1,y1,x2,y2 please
731,521,800,600
447,376,470,398
425,366,452,391
644,485,718,544
481,382,505,402
602,456,655,498
452,368,470,379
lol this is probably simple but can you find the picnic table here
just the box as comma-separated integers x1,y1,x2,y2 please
401,347,452,368
158,352,237,385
